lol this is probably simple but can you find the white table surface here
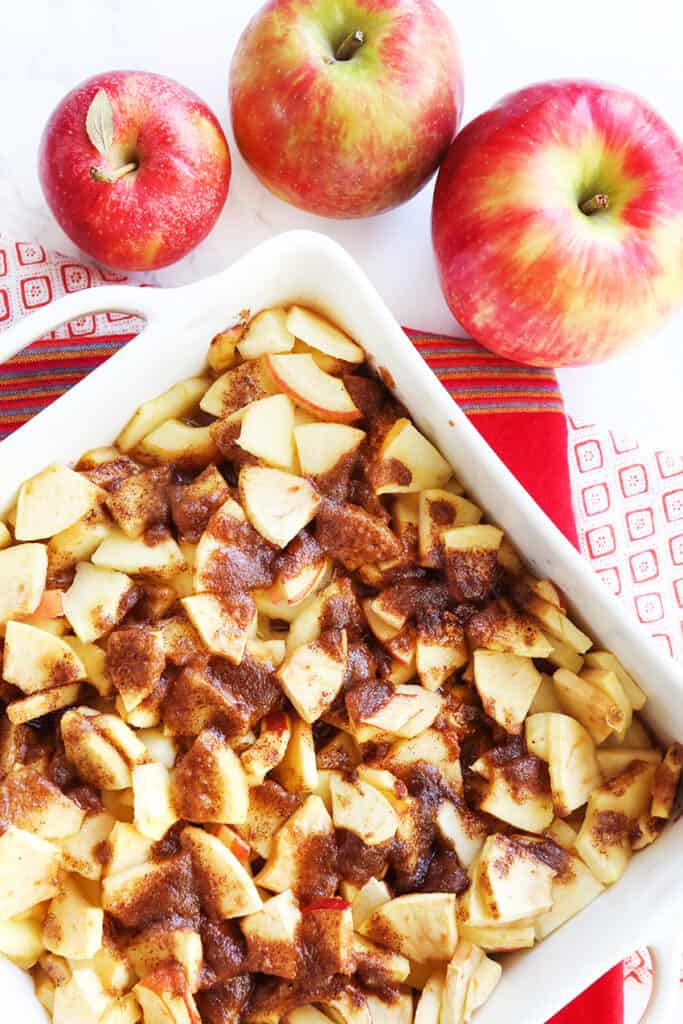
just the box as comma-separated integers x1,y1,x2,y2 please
1,0,681,448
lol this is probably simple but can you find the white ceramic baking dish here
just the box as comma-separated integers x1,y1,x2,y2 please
0,230,681,1024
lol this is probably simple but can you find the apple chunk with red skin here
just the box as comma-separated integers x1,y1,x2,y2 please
230,0,463,218
265,354,361,424
432,79,683,366
39,71,231,271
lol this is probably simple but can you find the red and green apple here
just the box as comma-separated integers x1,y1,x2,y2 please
39,71,231,271
432,80,683,366
230,0,463,219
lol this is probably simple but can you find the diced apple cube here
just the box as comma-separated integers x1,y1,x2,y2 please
127,925,203,992
133,763,178,840
274,717,318,794
0,542,47,622
472,834,556,925
294,423,366,478
181,592,255,665
53,966,113,1024
238,308,296,359
117,377,209,452
360,892,458,964
134,963,199,1024
6,683,81,726
265,353,361,424
105,466,171,539
200,357,277,418
137,420,218,470
3,620,86,694
329,773,400,846
374,419,451,495
414,971,445,1024
93,528,186,579
473,651,541,734
241,712,292,784
286,306,364,364
597,748,662,780
181,826,262,917
552,668,623,744
441,940,484,1024
0,826,60,919
526,595,592,654
15,464,103,541
0,765,85,840
239,466,321,548
534,854,604,940
236,394,297,471
173,728,250,825
241,889,302,979
584,651,647,710
277,631,347,723
0,916,45,969
62,562,136,643
418,490,482,567
256,795,334,896
43,876,104,960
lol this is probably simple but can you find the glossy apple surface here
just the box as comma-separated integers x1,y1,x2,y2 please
432,80,683,366
39,71,231,270
230,0,463,218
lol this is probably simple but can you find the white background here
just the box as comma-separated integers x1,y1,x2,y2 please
1,0,682,446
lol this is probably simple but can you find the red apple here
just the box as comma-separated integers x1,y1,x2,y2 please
39,71,231,271
432,80,683,366
230,0,463,219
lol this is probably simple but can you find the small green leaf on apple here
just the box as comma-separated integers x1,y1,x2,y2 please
85,88,114,157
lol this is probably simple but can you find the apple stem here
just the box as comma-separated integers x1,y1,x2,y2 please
89,161,138,184
580,193,609,215
335,29,365,61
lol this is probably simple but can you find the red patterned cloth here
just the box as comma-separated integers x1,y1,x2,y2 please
0,235,648,1023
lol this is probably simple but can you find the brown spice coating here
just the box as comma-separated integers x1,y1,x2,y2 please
315,499,401,572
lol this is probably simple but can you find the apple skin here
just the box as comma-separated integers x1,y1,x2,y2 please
39,71,231,271
230,0,463,219
432,80,683,366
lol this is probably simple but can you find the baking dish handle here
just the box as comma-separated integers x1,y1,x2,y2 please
0,284,165,366
642,936,682,1022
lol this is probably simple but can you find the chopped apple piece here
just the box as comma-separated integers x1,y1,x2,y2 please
545,634,584,675
360,892,458,964
133,763,177,841
466,602,553,658
294,422,365,479
234,394,297,471
274,717,318,794
127,926,203,992
134,963,199,1024
384,728,463,793
584,651,647,710
53,966,113,1024
241,711,292,783
534,853,604,940
62,562,136,643
475,761,554,834
575,761,658,884
15,464,103,541
239,307,296,359
256,795,334,895
137,420,218,470
473,651,541,734
182,592,256,664
201,356,277,418
0,542,47,622
457,921,535,952
43,876,104,960
580,667,632,738
528,673,563,715
100,994,142,1024
353,684,441,739
442,525,503,603
47,509,113,576
434,801,488,871
104,823,154,877
0,826,60,919
63,636,110,696
329,773,400,846
553,668,623,744
651,742,683,819
526,595,592,654
173,729,250,825
117,377,209,452
265,353,361,423
286,306,364,364
2,620,86,694
6,683,81,725
105,466,171,539
414,970,445,1024
58,810,115,880
277,631,347,723
61,709,137,790
348,877,391,930
0,916,44,970
544,713,603,816
208,323,243,372
0,766,84,839
105,627,166,711
464,954,502,1019
92,528,186,579
236,781,301,860
472,834,556,925
241,889,302,979
239,466,321,548
441,940,484,1024
374,419,451,495
181,825,262,917
418,490,482,567
597,748,662,780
